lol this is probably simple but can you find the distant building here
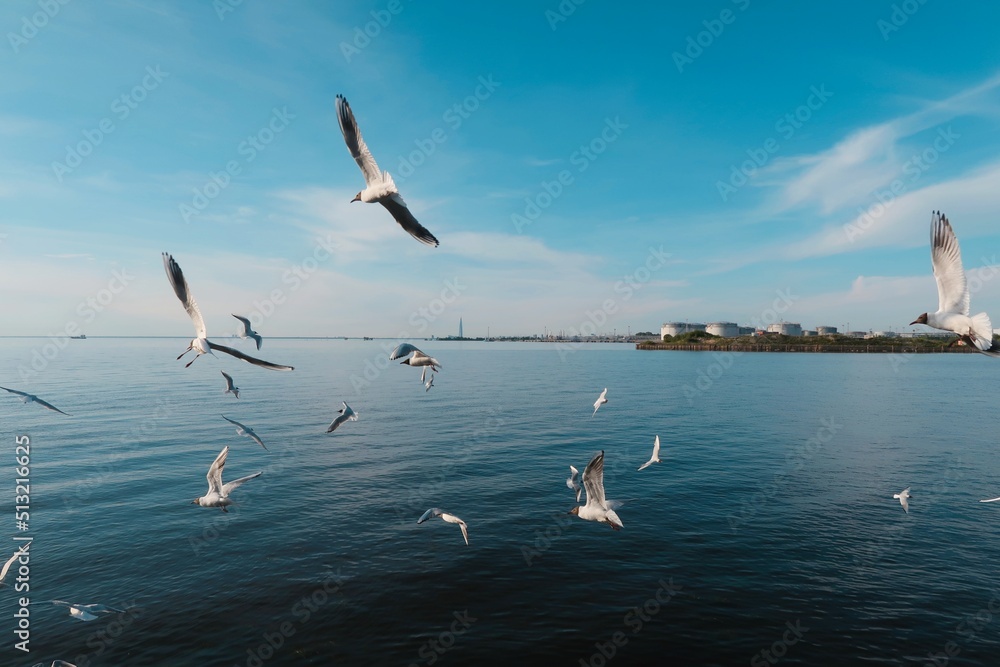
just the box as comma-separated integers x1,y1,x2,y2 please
706,322,739,337
661,322,706,338
845,331,867,339
802,330,817,336
816,326,838,335
867,331,897,339
738,326,756,336
766,322,803,336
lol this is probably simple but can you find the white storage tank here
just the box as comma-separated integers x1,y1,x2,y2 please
660,322,706,338
816,326,838,335
767,322,803,336
706,322,739,337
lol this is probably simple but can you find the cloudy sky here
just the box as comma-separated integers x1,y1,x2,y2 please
2,1,1000,338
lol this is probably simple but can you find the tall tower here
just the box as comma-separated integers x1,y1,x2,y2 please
459,318,463,338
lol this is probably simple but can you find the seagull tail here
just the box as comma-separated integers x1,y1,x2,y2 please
970,312,994,351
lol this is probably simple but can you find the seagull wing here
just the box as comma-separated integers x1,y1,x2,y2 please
379,194,440,247
980,497,1000,503
222,471,262,496
447,516,469,546
335,94,382,187
390,343,420,360
162,253,207,338
232,314,252,335
0,386,29,398
207,341,294,371
417,508,443,524
652,435,660,459
221,371,235,390
207,446,228,495
582,450,608,509
30,395,70,416
221,415,245,429
0,543,28,583
245,429,267,451
251,333,262,350
326,412,349,433
931,212,970,316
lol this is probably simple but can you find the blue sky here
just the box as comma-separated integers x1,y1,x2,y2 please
3,0,1000,338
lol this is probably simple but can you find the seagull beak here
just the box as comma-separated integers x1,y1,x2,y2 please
909,319,919,325
351,194,361,203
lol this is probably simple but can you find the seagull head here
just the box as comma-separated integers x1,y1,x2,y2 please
567,506,580,516
191,498,200,506
351,192,362,203
910,313,928,325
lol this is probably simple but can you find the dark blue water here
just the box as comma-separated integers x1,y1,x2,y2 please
2,339,999,666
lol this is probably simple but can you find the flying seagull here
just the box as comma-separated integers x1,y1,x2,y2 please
911,212,999,356
637,435,662,471
569,450,623,530
389,343,441,373
417,508,469,546
0,542,30,585
0,386,70,416
335,94,440,247
221,371,240,399
221,415,267,451
893,487,911,514
425,374,434,392
232,314,263,350
326,402,358,433
592,388,608,417
162,253,294,371
193,445,262,512
50,600,126,622
566,465,582,503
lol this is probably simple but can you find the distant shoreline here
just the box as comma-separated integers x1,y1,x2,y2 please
636,341,972,354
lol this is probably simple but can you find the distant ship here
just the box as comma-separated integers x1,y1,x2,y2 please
70,334,87,340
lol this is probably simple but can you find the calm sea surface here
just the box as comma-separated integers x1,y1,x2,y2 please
1,338,999,666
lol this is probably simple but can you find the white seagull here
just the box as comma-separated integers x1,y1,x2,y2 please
390,343,442,373
232,314,263,350
417,508,469,546
0,542,30,585
221,415,268,451
193,445,262,512
162,253,294,371
566,465,582,503
326,402,358,433
910,211,999,356
335,94,440,247
425,374,434,392
592,388,608,417
569,450,623,530
0,386,70,416
893,487,912,514
637,435,662,471
221,371,240,399
51,600,126,622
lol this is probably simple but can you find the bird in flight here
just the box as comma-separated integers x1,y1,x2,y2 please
221,371,240,399
192,445,262,512
592,388,608,417
637,435,662,471
569,451,624,530
232,314,263,350
911,211,998,356
0,386,70,416
335,94,440,247
162,253,294,371
326,402,358,434
417,508,469,546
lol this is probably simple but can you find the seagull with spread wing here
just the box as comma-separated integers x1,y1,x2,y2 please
569,451,624,530
637,435,662,471
326,402,358,434
221,371,240,399
0,386,70,416
162,253,294,371
911,211,998,356
335,94,440,247
417,508,469,546
221,415,268,451
232,314,263,350
192,445,262,512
